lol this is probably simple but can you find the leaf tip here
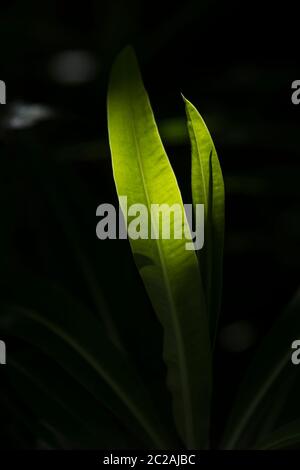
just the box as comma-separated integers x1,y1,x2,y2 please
113,45,137,68
181,93,190,105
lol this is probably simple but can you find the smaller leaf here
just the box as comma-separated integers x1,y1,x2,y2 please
183,96,225,344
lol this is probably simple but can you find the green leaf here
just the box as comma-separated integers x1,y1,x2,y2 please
256,421,300,450
0,275,176,449
183,97,225,344
222,289,300,449
107,46,211,448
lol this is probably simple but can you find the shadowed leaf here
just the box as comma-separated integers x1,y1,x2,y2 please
222,289,300,449
184,97,224,344
0,275,176,449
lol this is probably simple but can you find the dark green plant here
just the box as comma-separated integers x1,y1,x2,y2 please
0,47,299,450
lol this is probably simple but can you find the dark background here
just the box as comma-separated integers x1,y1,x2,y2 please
0,0,299,449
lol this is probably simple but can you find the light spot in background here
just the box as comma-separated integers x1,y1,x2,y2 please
48,50,98,84
159,117,188,145
3,102,54,129
219,321,257,353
